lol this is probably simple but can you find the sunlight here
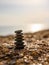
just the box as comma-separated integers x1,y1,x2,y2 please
31,24,43,32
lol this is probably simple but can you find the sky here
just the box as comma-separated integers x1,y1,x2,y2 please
0,0,49,26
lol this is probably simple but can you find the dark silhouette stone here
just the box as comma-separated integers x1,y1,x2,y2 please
15,30,25,50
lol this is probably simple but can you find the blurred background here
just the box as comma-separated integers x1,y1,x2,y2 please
0,0,49,35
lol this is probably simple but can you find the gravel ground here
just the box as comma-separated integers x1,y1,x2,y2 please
0,30,49,65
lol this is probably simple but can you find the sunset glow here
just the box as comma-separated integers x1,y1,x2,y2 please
30,24,43,32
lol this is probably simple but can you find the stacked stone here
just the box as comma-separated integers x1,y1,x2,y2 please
15,30,25,49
